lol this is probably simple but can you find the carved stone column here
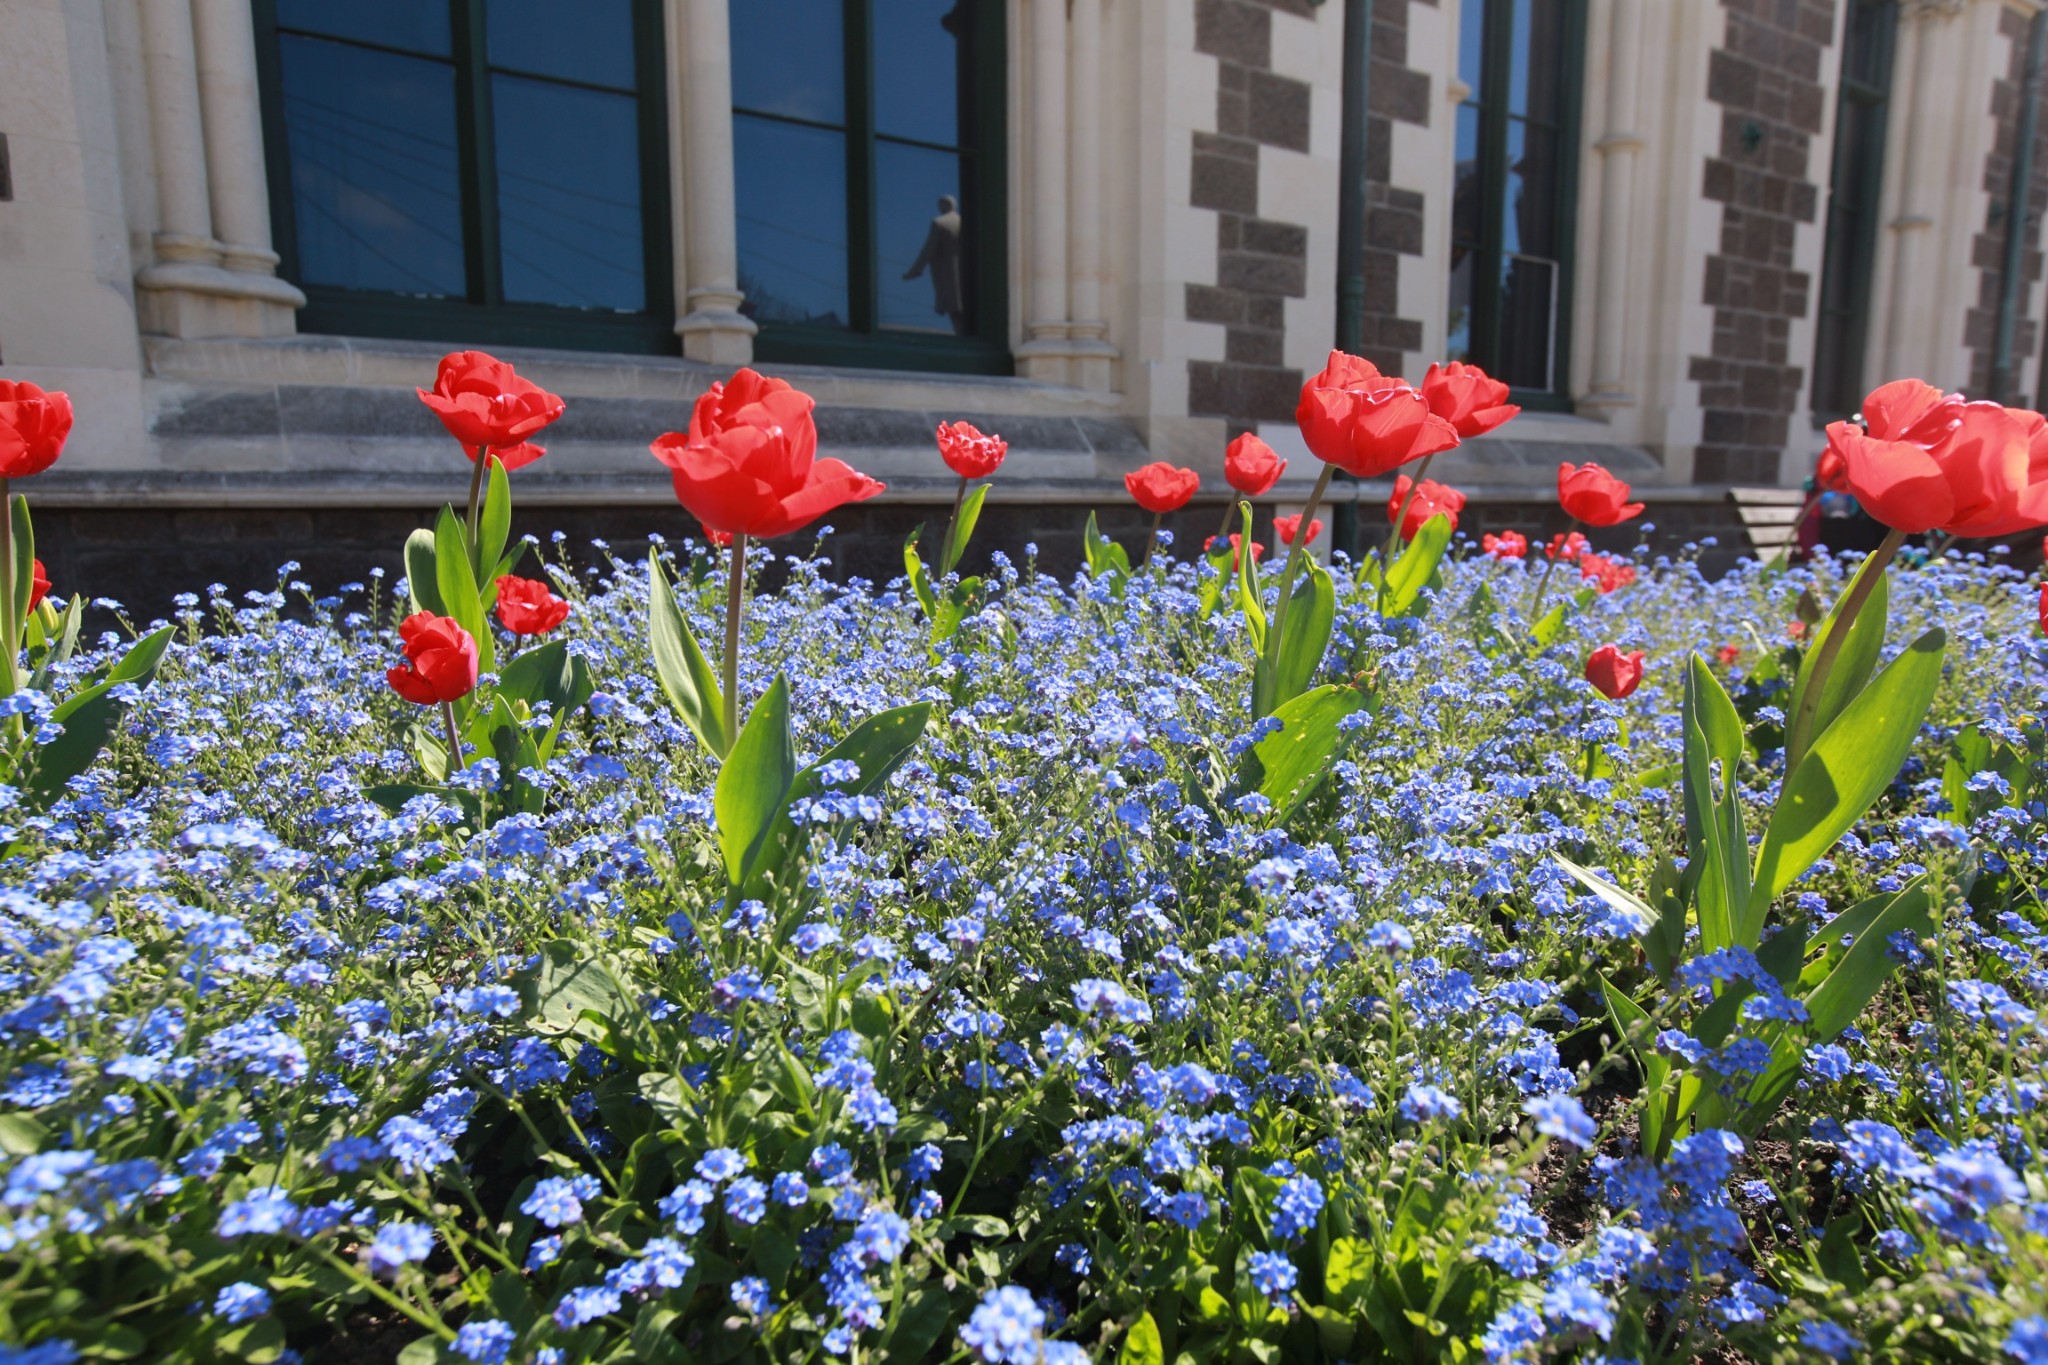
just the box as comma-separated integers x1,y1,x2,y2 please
1583,0,1641,409
674,0,757,364
1017,0,1072,382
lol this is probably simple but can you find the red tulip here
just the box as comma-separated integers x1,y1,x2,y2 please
466,442,547,472
1295,351,1461,478
1387,475,1467,540
416,352,565,453
1224,433,1287,497
1578,552,1637,595
0,382,73,479
651,369,885,539
936,420,1007,480
1545,531,1590,561
1421,361,1519,438
1585,644,1645,700
26,559,49,614
494,576,570,636
699,523,734,549
1204,532,1264,571
1824,379,2048,536
1814,445,1849,494
1557,462,1645,527
1124,462,1200,513
1482,530,1528,559
386,613,479,705
1717,643,1742,666
1274,513,1325,547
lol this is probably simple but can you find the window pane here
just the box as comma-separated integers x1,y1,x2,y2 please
1509,0,1567,122
730,0,844,124
493,75,645,310
1447,247,1476,363
279,36,466,295
734,114,849,326
1453,105,1482,245
877,142,970,333
874,0,965,147
1502,119,1558,258
275,0,450,55
489,0,635,88
1458,0,1486,91
1499,255,1556,390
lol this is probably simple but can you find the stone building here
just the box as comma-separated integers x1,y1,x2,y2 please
2,0,2045,598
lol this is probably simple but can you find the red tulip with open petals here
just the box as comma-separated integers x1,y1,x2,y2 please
1224,433,1287,497
1387,475,1467,540
0,381,73,479
1124,462,1200,514
936,420,1008,480
387,614,479,706
1825,379,2048,536
416,352,565,453
651,369,885,540
1558,462,1645,527
1274,513,1325,547
1421,361,1520,438
494,576,570,636
1585,644,1645,700
1295,351,1461,478
1482,530,1528,560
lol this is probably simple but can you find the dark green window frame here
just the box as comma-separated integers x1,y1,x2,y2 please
1812,0,1898,423
735,0,1010,376
252,0,677,354
1449,0,1587,412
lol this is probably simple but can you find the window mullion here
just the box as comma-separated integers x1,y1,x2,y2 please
846,0,876,334
454,0,502,307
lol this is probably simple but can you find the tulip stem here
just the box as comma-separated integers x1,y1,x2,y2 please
1379,452,1437,579
1784,526,1906,773
1263,462,1336,702
1216,498,1242,544
723,534,747,742
441,700,465,773
464,447,490,566
941,475,969,573
0,476,15,698
1143,511,1163,567
1527,517,1581,621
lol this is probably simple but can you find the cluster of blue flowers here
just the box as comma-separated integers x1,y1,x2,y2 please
0,531,2042,1364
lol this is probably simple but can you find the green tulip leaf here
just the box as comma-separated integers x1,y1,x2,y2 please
1253,681,1373,824
942,481,990,575
647,551,730,759
1381,512,1452,618
1784,550,1890,773
714,675,795,886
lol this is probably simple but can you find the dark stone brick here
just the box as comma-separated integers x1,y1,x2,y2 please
153,388,283,438
1218,251,1307,296
1708,51,1758,108
1366,205,1424,255
1226,327,1286,365
1216,88,1249,138
1247,70,1312,151
1241,218,1308,257
1191,151,1259,214
1196,0,1271,65
1186,282,1245,325
1372,64,1431,126
1245,295,1286,330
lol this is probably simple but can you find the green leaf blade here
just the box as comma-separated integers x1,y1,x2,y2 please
713,675,795,885
647,551,729,759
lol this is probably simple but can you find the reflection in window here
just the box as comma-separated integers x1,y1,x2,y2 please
1813,0,1897,422
730,0,1008,371
260,0,670,349
1448,0,1583,401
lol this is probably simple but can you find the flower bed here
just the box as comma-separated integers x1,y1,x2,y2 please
1,361,2047,1365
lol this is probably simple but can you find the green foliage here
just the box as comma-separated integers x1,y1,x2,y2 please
647,550,730,759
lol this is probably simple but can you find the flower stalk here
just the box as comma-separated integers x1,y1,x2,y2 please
723,533,747,740
0,477,15,698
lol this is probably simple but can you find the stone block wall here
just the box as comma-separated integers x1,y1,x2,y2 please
1691,0,1835,484
1187,0,1318,436
1966,8,2048,400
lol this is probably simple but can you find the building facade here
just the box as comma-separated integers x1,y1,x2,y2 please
3,0,2046,596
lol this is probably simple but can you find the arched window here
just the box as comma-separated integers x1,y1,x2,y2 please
1448,0,1586,405
729,0,1010,374
254,0,674,351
